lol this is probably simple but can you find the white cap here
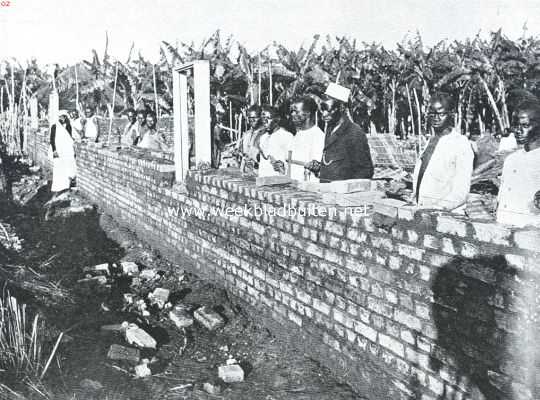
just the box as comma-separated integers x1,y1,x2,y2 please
58,110,70,118
325,83,351,103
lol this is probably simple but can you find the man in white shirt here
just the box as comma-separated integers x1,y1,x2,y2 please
82,105,100,142
69,109,83,141
121,108,139,146
258,105,293,177
497,103,540,227
289,96,325,182
413,93,474,211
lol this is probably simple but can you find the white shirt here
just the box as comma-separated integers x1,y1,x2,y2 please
413,128,474,210
258,128,293,177
290,125,325,182
497,148,540,227
71,118,84,141
498,132,518,153
84,116,99,140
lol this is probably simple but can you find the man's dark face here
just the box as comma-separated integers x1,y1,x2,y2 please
428,101,450,132
290,102,310,129
261,111,279,133
84,108,94,118
146,115,156,129
247,111,260,129
59,115,68,125
127,111,136,124
320,99,342,126
515,111,533,145
137,112,146,125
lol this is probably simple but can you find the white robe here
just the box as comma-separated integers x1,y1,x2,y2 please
258,128,293,177
412,128,474,210
497,148,540,227
50,123,77,192
290,125,325,182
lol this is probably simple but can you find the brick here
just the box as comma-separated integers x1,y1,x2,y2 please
218,364,244,383
514,230,540,252
344,257,368,275
373,198,407,218
441,237,457,255
394,310,422,331
472,222,511,246
397,205,417,221
107,344,140,363
397,244,425,261
460,242,479,258
194,306,225,330
385,288,398,304
353,320,378,342
436,216,467,237
400,329,415,345
379,333,404,357
371,235,394,251
169,306,194,328
423,234,440,249
313,298,331,316
406,230,419,243
388,256,401,270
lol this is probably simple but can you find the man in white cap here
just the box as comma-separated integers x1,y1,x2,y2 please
289,96,325,182
49,110,77,194
319,83,373,182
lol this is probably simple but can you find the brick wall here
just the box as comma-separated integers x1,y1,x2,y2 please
27,135,540,400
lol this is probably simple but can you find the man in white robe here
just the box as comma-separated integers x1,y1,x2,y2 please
497,103,540,227
258,106,293,177
50,110,77,194
289,96,325,182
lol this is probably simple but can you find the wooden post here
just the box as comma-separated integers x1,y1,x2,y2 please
75,64,80,112
193,61,211,165
173,60,211,182
258,55,262,105
108,62,119,146
268,62,273,106
152,64,159,117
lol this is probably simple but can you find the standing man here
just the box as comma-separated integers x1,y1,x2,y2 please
289,96,325,182
82,105,100,143
319,83,373,182
497,102,540,227
137,111,167,151
257,105,293,177
69,109,84,141
121,108,139,146
49,110,77,195
236,105,264,174
413,93,474,210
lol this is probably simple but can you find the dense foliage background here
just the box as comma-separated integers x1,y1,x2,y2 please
2,28,540,146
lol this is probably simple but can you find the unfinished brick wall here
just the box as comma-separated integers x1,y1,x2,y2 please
27,140,540,400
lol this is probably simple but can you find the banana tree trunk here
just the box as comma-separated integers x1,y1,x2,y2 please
479,75,505,134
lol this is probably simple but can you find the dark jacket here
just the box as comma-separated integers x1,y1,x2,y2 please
319,117,374,182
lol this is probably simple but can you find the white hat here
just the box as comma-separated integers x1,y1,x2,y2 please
58,110,70,118
325,83,351,103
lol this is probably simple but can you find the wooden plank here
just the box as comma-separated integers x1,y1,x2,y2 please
256,175,294,187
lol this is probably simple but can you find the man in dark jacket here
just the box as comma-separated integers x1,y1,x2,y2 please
318,83,374,182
